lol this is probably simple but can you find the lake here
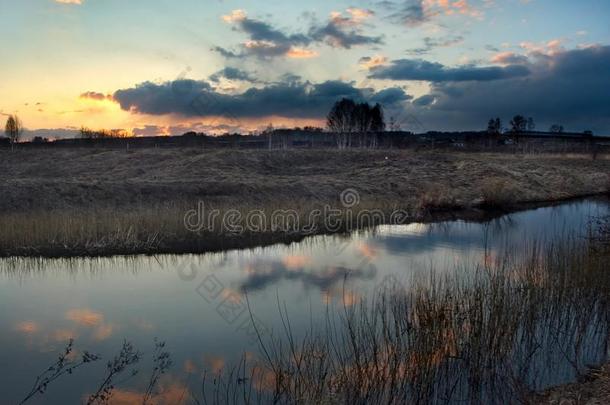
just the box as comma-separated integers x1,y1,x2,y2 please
1,198,608,404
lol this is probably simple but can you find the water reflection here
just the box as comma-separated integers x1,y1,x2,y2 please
0,198,608,404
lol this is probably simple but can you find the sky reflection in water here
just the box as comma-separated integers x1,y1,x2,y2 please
0,199,608,404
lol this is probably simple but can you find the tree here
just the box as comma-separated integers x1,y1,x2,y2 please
5,115,23,149
327,98,357,149
370,104,385,132
327,98,357,133
527,117,536,132
549,124,564,133
487,117,502,135
327,98,386,149
510,115,527,133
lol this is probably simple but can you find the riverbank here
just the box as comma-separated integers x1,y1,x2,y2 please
1,147,609,257
534,363,610,404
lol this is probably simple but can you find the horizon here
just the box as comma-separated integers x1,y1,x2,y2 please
2,0,610,136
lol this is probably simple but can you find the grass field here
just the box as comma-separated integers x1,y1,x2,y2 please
1,147,609,257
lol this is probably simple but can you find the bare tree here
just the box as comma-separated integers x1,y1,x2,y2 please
527,117,536,132
5,115,23,150
369,103,385,148
327,99,386,149
487,117,502,135
510,115,527,133
327,98,357,149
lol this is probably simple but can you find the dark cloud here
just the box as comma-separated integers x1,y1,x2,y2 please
217,9,382,59
408,45,610,133
381,0,428,26
112,78,411,119
208,67,258,83
218,12,311,58
406,35,465,55
113,79,212,116
369,59,530,82
412,94,436,106
399,0,427,26
370,87,413,104
309,10,383,49
211,46,241,59
239,261,376,292
80,91,113,101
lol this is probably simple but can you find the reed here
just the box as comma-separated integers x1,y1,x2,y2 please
199,230,610,404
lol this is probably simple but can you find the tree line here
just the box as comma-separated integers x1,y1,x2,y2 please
326,98,386,149
487,115,579,135
79,127,131,139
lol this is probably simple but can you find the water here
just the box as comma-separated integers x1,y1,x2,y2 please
1,199,608,404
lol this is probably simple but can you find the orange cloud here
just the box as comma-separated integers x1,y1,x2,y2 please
15,321,40,335
359,55,388,69
347,8,375,22
107,382,189,405
342,291,361,307
80,92,114,102
424,0,482,18
65,309,104,327
490,51,529,65
184,359,197,374
204,355,226,374
93,323,114,341
519,39,564,56
222,9,247,23
53,328,78,342
357,242,377,260
286,48,319,59
282,255,312,270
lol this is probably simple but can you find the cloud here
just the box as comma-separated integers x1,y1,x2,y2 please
286,48,319,59
359,55,389,69
222,9,247,23
490,51,529,65
112,78,411,119
216,8,382,58
395,0,429,26
310,9,383,49
55,0,83,4
219,10,313,58
383,0,482,26
412,94,437,106
65,308,103,326
208,67,258,83
370,87,413,104
406,35,465,55
15,321,40,334
408,45,610,133
241,262,377,292
368,58,530,82
80,91,113,101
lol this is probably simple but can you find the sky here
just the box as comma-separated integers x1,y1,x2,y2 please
1,0,609,137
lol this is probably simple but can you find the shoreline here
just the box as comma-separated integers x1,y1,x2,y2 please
1,148,608,258
1,194,607,259
533,362,610,404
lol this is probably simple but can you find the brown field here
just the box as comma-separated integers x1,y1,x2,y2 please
1,147,609,257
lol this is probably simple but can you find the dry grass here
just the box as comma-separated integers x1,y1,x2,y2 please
1,147,609,256
535,363,610,404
